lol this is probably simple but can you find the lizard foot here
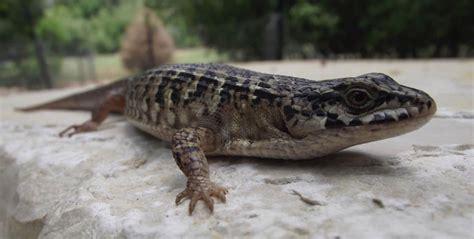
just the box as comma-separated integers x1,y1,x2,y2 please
175,182,228,215
59,120,99,137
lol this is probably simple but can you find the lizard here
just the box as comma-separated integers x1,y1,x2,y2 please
18,63,437,215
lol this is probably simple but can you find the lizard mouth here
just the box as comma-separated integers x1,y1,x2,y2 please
324,88,437,129
332,97,437,143
301,98,436,155
351,99,436,127
316,92,437,146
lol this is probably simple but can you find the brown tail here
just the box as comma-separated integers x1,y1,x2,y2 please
16,79,127,112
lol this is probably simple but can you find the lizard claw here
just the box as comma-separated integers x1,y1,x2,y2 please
176,182,228,215
59,120,99,137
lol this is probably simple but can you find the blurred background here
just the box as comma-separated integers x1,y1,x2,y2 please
0,0,473,90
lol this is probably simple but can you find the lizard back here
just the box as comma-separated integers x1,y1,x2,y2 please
125,63,436,159
125,63,295,154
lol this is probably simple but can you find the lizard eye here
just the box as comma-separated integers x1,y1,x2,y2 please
345,88,373,109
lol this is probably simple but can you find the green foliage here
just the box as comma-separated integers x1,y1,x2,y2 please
287,1,338,58
163,0,473,59
0,0,58,88
90,2,141,52
0,0,47,69
0,0,42,39
293,0,474,58
144,0,201,47
161,0,279,60
37,5,86,50
38,0,200,54
1,0,473,89
37,0,140,54
37,0,200,53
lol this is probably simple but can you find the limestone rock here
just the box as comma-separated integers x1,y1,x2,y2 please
1,60,473,238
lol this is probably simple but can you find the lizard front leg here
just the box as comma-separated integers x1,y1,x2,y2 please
171,127,228,215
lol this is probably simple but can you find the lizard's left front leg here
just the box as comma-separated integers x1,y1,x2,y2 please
171,127,227,215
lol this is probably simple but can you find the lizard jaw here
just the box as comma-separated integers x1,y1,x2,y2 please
304,97,437,155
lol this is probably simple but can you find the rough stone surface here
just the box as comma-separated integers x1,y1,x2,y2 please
1,60,473,238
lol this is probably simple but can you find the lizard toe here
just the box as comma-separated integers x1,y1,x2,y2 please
176,183,227,215
175,188,191,205
210,184,228,203
59,120,99,137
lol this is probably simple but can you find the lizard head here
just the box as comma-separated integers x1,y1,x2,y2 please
284,73,436,151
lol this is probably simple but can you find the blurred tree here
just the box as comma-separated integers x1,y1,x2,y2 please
294,0,474,58
144,0,201,48
0,0,52,88
161,0,473,60
1,0,473,89
120,8,175,71
164,0,282,61
287,0,338,58
37,0,140,54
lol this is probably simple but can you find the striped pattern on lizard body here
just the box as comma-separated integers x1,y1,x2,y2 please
124,63,436,159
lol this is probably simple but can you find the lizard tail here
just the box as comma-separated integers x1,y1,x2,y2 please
16,79,128,112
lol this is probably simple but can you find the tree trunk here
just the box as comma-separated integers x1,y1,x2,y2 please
32,32,53,88
262,0,284,60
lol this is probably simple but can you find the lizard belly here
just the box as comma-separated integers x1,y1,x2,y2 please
125,116,176,142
